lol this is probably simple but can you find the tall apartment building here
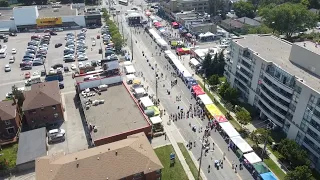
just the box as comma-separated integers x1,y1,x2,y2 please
225,34,320,169
160,0,209,15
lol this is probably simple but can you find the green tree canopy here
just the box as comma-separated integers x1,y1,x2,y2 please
218,82,239,104
278,139,310,168
236,107,251,125
201,53,212,77
259,3,318,38
12,85,25,112
208,75,220,86
233,1,255,18
0,0,9,7
285,165,314,180
250,128,272,147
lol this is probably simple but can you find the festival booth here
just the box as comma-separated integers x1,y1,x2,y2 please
199,32,216,42
250,162,274,180
230,136,253,158
243,152,262,165
218,121,240,142
133,87,147,99
197,94,213,105
148,29,161,40
158,28,166,33
189,58,200,68
172,22,179,29
259,172,277,180
187,80,198,89
140,96,154,109
191,85,205,97
205,104,223,119
126,74,136,84
184,77,196,85
150,116,164,133
156,38,169,50
170,40,184,49
147,106,160,117
176,48,190,55
124,65,136,75
154,22,162,28
145,11,151,16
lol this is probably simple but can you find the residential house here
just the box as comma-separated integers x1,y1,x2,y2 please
220,18,244,31
22,81,64,129
237,17,261,27
0,100,21,145
36,132,163,180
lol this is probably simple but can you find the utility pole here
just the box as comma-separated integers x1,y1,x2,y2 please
130,28,133,61
197,135,206,180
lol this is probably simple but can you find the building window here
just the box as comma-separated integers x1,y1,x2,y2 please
41,107,44,111
54,113,59,118
6,127,15,134
52,105,56,110
294,85,302,94
133,172,143,179
4,120,11,125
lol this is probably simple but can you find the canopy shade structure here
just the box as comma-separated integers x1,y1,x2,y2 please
253,162,270,174
148,29,161,39
140,97,154,108
230,136,253,153
125,65,136,74
172,22,178,26
134,87,146,94
219,122,240,138
147,106,160,116
126,74,136,81
214,115,228,123
190,58,200,66
260,172,277,180
156,38,168,46
150,116,163,124
188,81,198,87
205,104,223,117
192,85,205,96
198,94,213,105
123,61,133,66
243,152,262,164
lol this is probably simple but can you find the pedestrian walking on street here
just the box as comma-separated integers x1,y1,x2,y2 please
208,165,211,173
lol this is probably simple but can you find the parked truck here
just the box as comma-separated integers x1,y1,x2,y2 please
45,73,63,82
25,75,41,86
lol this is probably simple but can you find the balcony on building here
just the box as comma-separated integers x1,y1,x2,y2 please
262,77,292,102
258,101,285,127
237,67,252,81
259,94,287,119
239,59,253,73
303,136,320,156
264,65,294,94
260,84,290,110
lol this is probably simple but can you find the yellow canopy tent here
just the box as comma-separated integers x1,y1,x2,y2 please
205,104,223,118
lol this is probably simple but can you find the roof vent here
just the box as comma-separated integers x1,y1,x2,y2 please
75,157,77,160
77,163,79,168
97,157,100,160
115,151,118,156
108,148,110,151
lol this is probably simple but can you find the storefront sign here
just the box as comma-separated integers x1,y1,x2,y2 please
36,17,62,26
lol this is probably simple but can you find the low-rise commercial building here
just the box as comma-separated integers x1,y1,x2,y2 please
225,34,320,169
160,0,209,19
0,100,21,145
22,81,64,129
36,132,163,180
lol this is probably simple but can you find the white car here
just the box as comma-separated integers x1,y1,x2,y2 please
11,48,17,54
49,68,55,74
77,55,88,61
92,41,96,46
4,64,11,72
71,64,77,70
33,71,39,76
48,128,65,137
78,62,84,68
9,56,15,63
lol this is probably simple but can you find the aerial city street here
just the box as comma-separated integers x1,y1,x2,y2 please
0,0,320,180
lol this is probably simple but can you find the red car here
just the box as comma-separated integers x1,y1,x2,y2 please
25,72,31,79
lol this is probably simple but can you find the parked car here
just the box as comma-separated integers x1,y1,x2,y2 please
11,48,17,54
48,128,65,137
63,66,69,72
25,72,31,79
41,70,46,76
52,63,63,69
49,68,55,74
21,65,32,70
9,56,15,63
48,133,65,144
4,64,11,72
50,31,57,35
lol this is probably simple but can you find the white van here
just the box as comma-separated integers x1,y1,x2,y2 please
25,75,41,86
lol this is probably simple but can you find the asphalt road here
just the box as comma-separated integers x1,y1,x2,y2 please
102,1,254,179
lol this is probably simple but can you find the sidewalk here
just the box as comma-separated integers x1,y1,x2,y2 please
193,75,287,175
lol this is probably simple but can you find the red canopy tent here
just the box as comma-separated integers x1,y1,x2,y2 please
214,115,228,123
154,22,162,27
192,85,205,96
172,22,178,26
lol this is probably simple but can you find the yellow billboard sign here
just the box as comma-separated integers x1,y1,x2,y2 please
36,17,62,26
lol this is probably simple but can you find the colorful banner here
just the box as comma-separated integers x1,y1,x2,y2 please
36,17,62,26
205,104,223,117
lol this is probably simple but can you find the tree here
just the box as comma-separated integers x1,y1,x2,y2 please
233,1,255,18
201,53,212,77
0,0,9,7
208,75,220,86
12,85,25,114
248,24,273,34
259,3,318,38
113,33,123,52
285,165,314,180
278,139,310,168
236,107,251,125
250,128,272,147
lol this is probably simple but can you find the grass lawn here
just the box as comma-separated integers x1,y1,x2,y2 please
264,158,286,180
155,145,188,180
0,143,18,170
178,143,201,180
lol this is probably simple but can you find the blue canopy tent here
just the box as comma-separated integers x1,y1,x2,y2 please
260,172,277,180
187,80,198,89
185,77,195,83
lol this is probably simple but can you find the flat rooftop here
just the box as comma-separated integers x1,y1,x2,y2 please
80,83,149,141
295,41,320,56
235,35,320,90
38,5,80,17
0,9,13,21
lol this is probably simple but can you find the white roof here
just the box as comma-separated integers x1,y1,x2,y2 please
150,116,162,124
148,29,161,40
125,65,136,74
190,58,200,66
230,136,253,153
126,74,136,80
198,94,213,105
243,152,262,164
134,87,146,94
123,61,132,66
156,38,168,46
219,122,240,138
140,96,154,107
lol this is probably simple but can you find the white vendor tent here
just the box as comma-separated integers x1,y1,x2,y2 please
126,74,136,81
230,136,253,153
243,152,262,164
190,58,200,66
148,29,161,40
123,61,133,66
140,97,154,107
150,116,163,124
134,87,146,94
198,94,213,105
125,65,136,74
219,122,240,138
